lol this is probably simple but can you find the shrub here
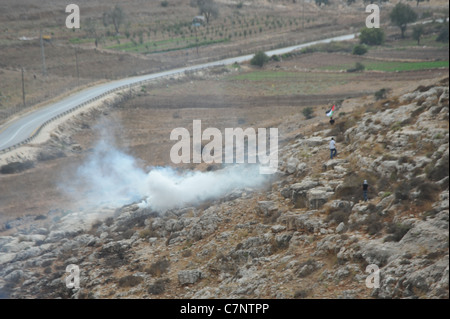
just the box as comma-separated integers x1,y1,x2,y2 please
347,62,365,72
302,107,315,119
181,249,192,257
250,51,269,67
270,54,280,62
326,210,350,224
384,223,411,242
145,257,170,277
148,279,169,295
161,0,169,7
426,154,449,181
359,27,385,45
375,88,388,100
355,62,365,71
0,161,34,174
352,44,368,55
118,275,143,288
294,289,310,299
37,150,66,162
436,23,449,42
394,181,410,201
412,24,425,45
417,182,440,202
365,213,384,236
335,173,363,201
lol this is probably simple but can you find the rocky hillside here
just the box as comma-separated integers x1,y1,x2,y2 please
0,77,448,299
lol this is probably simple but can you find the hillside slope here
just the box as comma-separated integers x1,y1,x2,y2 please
0,77,448,299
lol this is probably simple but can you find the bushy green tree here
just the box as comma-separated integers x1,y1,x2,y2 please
352,44,368,55
412,25,425,45
436,23,449,43
389,3,418,38
359,27,385,45
250,51,269,67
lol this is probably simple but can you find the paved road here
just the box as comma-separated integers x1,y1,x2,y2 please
0,33,356,152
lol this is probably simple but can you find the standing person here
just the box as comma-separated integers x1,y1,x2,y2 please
363,180,369,202
329,137,337,159
329,117,335,125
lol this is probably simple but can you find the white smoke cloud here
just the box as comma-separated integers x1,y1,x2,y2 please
61,140,269,213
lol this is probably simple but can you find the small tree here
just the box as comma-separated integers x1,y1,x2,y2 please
359,27,385,45
85,18,103,48
190,0,219,24
103,5,125,35
375,88,388,100
302,107,315,119
436,23,449,43
352,44,368,55
250,51,269,67
389,3,418,38
412,25,425,45
315,0,329,6
347,62,365,72
408,0,429,7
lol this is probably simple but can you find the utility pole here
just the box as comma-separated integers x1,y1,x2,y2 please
40,29,47,76
21,67,26,107
302,0,305,29
75,48,80,86
195,26,199,56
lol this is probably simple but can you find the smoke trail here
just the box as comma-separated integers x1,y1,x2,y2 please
141,164,267,211
61,141,269,212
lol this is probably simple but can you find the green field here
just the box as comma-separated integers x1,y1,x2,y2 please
230,71,305,81
320,60,449,72
106,36,229,54
227,71,357,95
386,33,450,49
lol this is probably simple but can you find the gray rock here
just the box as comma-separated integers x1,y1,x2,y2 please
357,241,401,267
322,159,348,171
279,211,324,233
296,259,323,278
289,179,321,208
297,162,308,175
275,233,292,249
329,200,353,211
303,136,324,147
400,214,449,252
187,208,221,241
336,222,346,233
271,225,286,233
178,269,203,285
4,269,25,283
307,187,334,210
257,201,278,217
0,236,15,250
286,157,300,174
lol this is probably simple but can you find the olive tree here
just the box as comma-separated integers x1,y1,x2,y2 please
103,5,125,35
389,2,418,38
190,0,219,24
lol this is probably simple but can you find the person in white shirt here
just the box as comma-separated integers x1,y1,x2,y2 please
329,137,337,159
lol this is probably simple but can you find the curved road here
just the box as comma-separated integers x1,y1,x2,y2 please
0,33,356,152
